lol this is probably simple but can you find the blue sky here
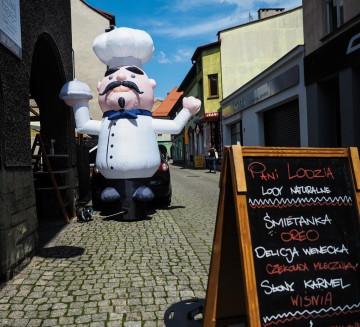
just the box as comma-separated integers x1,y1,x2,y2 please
85,0,302,100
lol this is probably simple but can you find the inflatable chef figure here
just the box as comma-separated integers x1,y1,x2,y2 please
59,27,201,220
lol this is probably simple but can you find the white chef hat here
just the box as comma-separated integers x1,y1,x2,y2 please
92,27,154,69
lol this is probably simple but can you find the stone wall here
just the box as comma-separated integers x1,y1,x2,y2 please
0,170,38,280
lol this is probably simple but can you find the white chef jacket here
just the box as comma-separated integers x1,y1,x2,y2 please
72,103,192,179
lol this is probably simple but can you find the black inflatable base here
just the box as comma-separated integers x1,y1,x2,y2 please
101,178,151,221
120,199,148,221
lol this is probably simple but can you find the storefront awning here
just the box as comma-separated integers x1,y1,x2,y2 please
196,112,220,124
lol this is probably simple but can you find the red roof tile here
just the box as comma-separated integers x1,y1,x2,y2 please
152,87,183,117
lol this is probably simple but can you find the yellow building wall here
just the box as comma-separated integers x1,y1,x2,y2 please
202,47,222,113
220,8,303,98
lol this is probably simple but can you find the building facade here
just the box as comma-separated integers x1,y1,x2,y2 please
0,0,74,280
221,1,360,151
152,87,183,158
173,65,199,165
303,0,360,148
179,42,222,168
221,45,307,147
176,7,304,167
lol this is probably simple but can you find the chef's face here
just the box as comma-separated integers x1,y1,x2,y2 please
97,65,156,112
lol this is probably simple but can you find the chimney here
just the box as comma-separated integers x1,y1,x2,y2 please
258,8,285,20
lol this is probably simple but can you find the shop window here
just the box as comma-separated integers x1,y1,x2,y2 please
231,121,243,146
326,0,344,34
208,74,219,98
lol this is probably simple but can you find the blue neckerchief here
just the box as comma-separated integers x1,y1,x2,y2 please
103,109,152,120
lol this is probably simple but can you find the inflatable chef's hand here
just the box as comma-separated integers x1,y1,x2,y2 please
59,27,201,215
182,96,201,115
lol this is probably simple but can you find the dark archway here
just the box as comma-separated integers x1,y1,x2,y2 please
29,33,76,232
30,33,70,152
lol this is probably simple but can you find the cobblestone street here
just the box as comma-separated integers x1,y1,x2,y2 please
0,163,220,326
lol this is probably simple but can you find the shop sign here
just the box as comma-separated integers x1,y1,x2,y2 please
0,0,22,59
222,65,299,119
205,112,219,118
347,32,360,55
194,156,204,168
305,23,360,84
233,82,270,112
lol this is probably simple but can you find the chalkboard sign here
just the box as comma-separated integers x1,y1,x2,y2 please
203,146,360,327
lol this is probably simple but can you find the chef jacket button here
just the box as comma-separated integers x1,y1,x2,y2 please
111,144,114,148
113,123,116,126
110,166,114,169
111,133,114,137
110,156,113,159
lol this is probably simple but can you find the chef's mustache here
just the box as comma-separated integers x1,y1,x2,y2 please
99,81,144,96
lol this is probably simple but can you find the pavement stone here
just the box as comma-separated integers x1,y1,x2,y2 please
0,164,221,326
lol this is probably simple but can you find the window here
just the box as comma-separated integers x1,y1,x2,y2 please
231,121,243,146
326,0,344,33
208,74,219,98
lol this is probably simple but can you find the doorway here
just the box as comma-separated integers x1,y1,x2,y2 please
29,34,76,245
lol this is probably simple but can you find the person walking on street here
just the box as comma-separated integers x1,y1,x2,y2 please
208,143,217,173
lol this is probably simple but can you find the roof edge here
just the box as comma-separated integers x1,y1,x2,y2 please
217,6,302,36
192,40,221,61
80,0,116,25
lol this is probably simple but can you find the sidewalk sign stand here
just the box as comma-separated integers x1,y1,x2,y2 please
203,146,360,327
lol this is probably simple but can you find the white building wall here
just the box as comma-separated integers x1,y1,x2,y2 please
220,7,304,99
71,0,112,120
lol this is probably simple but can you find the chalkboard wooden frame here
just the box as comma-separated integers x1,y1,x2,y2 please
203,146,360,327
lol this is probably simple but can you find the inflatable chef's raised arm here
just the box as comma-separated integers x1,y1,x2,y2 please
59,27,201,220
